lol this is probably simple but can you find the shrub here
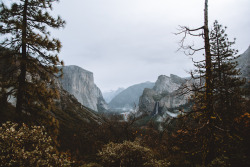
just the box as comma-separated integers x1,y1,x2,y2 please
207,156,231,167
98,139,170,167
80,162,102,167
0,121,73,167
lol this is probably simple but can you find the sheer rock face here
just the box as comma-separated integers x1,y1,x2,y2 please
58,65,107,112
138,88,157,113
237,46,250,84
139,74,190,114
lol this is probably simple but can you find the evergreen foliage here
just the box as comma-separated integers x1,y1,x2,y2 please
0,0,65,117
0,1,249,166
0,47,18,110
174,20,249,166
191,20,246,129
209,20,245,129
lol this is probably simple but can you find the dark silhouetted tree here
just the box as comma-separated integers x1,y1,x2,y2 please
0,47,16,108
175,0,248,165
174,20,248,166
0,0,65,118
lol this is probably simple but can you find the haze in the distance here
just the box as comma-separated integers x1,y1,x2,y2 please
11,0,250,91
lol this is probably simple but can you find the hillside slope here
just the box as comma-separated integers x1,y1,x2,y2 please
109,82,154,111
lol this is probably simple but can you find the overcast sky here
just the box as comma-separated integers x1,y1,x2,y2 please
12,0,250,92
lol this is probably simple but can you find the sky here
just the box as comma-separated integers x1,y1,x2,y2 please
3,0,250,92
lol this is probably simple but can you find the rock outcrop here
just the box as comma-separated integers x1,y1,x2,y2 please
237,46,250,85
139,74,191,114
138,88,157,113
58,65,107,112
54,78,102,124
153,74,186,94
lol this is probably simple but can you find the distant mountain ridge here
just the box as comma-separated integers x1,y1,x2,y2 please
103,88,125,103
57,46,249,114
108,81,155,111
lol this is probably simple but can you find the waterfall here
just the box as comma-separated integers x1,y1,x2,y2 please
152,101,159,116
155,101,159,115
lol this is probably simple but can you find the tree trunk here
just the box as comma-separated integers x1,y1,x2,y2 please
204,0,212,111
203,0,214,166
16,0,28,116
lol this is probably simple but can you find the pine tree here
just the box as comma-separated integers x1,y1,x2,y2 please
204,0,213,117
184,20,246,166
174,1,248,165
0,0,65,118
175,1,214,164
210,20,245,127
176,0,213,117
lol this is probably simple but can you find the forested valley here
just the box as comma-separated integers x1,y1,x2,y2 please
0,0,249,166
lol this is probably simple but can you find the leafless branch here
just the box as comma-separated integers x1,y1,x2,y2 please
175,25,205,56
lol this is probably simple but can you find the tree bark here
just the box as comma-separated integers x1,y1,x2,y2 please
16,0,28,116
203,0,214,166
204,0,212,111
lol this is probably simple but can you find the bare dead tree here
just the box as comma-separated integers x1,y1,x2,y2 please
175,1,215,166
176,0,212,114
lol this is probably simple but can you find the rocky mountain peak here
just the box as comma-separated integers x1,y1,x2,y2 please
153,75,184,94
139,74,191,115
170,74,186,84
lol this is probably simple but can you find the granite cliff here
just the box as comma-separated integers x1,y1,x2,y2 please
58,65,107,112
237,46,250,88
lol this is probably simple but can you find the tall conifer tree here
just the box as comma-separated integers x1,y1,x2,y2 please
0,0,65,117
180,20,246,166
210,20,245,124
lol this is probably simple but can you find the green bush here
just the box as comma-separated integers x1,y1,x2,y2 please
80,162,102,167
98,139,170,167
207,156,231,167
0,121,73,167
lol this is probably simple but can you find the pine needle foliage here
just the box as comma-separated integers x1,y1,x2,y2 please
209,20,245,127
0,0,65,117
